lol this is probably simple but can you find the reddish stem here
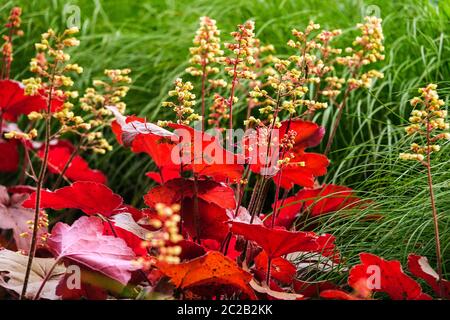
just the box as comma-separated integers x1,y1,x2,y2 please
266,257,272,285
200,63,207,131
425,119,444,297
21,66,57,300
33,258,61,300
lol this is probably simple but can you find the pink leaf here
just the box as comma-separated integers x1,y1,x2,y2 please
47,216,139,284
0,186,47,252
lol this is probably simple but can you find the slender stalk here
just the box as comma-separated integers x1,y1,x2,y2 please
200,63,207,131
33,259,61,300
52,140,83,190
227,31,244,132
425,120,444,297
266,257,272,285
21,67,57,300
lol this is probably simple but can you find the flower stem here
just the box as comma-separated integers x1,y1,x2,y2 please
21,67,57,300
200,63,207,132
425,120,444,297
266,257,272,285
52,140,83,190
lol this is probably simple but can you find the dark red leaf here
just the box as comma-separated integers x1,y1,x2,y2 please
182,198,229,242
0,138,19,172
254,251,296,285
293,279,337,298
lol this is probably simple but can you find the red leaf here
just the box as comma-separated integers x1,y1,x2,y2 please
176,240,207,261
182,198,229,242
272,184,361,228
279,119,325,151
168,123,245,181
143,179,233,242
274,152,329,189
230,221,338,260
408,254,450,299
348,253,432,300
320,289,361,300
0,80,63,121
0,138,19,172
110,107,184,180
23,181,123,217
144,178,236,210
112,110,244,181
41,141,107,184
56,271,108,300
103,219,148,256
254,251,296,285
47,216,139,284
145,167,180,184
157,251,256,299
293,280,337,298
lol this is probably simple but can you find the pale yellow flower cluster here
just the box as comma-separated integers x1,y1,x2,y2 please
400,84,449,162
186,16,223,80
223,20,257,81
162,78,201,124
336,16,385,90
76,69,131,154
24,27,82,129
208,93,229,130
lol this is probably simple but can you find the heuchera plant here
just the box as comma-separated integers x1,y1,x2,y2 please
0,7,448,300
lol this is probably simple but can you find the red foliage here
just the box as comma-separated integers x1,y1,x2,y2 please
279,119,325,152
253,251,296,285
157,251,256,299
23,181,123,217
40,141,107,184
321,253,432,300
230,221,338,260
408,254,450,299
271,184,361,228
273,152,329,189
111,111,244,181
0,138,19,172
0,80,63,121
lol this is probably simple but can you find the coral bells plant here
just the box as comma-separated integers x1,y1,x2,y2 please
400,84,449,297
0,6,449,302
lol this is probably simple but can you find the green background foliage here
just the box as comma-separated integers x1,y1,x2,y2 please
2,0,449,280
